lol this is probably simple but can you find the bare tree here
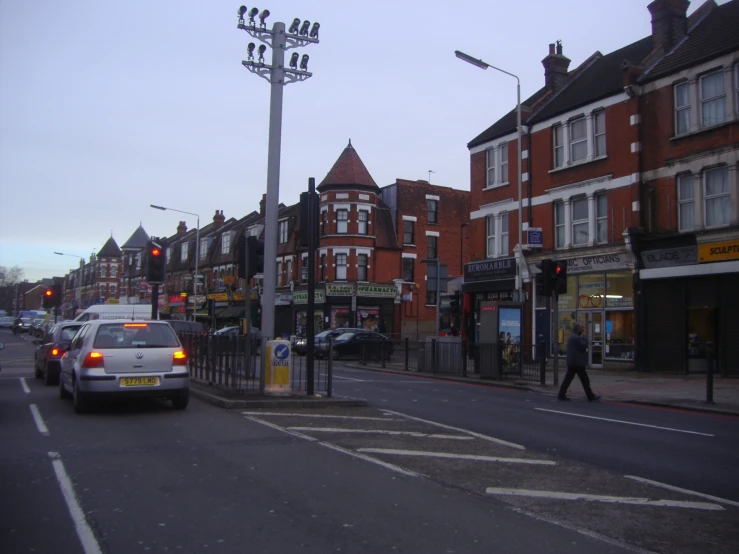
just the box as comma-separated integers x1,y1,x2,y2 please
0,265,25,287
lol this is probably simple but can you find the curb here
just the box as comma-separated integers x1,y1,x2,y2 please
189,383,368,410
612,399,739,417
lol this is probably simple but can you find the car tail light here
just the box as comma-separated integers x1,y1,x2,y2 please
82,352,104,369
51,348,60,357
173,351,187,365
124,323,148,328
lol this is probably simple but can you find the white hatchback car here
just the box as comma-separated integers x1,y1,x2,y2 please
59,319,190,413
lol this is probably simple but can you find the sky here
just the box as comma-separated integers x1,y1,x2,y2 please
0,0,711,282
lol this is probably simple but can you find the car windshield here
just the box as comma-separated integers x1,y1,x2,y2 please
21,318,33,324
59,325,82,341
93,323,179,349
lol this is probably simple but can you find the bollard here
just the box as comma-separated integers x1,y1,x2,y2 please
404,338,409,371
705,342,715,405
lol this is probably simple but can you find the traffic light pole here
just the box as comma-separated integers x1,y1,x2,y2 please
552,289,559,386
306,178,317,396
151,285,159,320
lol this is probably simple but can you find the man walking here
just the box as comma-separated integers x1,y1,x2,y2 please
558,323,601,401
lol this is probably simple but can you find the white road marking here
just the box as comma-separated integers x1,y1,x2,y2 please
485,487,723,510
625,475,739,509
244,416,420,478
20,378,30,394
534,408,714,437
48,452,104,554
357,448,556,465
381,409,526,450
242,412,399,421
29,404,49,436
286,427,474,440
332,375,365,382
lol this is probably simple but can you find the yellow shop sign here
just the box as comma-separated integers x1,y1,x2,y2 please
698,240,739,263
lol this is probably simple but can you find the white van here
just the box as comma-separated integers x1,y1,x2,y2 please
73,304,154,322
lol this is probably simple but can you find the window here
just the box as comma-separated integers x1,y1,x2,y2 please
357,254,368,281
99,285,106,299
336,209,348,234
427,199,438,224
165,249,171,264
486,215,495,257
320,254,327,280
500,143,509,184
181,242,188,262
674,81,691,135
677,173,695,231
553,125,564,168
402,257,414,282
500,213,509,255
486,148,496,186
222,232,232,254
554,203,565,248
286,259,292,284
704,166,730,227
276,261,282,287
403,220,414,244
335,253,347,280
700,70,726,127
572,198,589,245
427,236,437,259
278,220,288,243
596,193,608,243
320,210,328,235
110,285,116,297
358,210,369,235
299,258,305,283
111,265,117,278
593,111,606,157
426,290,437,306
569,118,587,163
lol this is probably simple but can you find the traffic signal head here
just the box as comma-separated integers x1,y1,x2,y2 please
146,240,166,283
554,261,568,294
238,235,265,280
43,288,53,309
449,290,462,312
536,258,555,297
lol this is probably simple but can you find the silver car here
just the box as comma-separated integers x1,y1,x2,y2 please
59,319,190,413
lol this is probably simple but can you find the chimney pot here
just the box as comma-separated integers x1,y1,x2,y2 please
549,43,555,55
542,41,571,93
648,0,689,52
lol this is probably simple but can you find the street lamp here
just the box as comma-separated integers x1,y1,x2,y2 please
54,252,86,315
237,7,320,340
455,50,524,303
150,204,200,320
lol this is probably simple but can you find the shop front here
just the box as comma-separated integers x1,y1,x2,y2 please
293,288,326,336
639,237,739,375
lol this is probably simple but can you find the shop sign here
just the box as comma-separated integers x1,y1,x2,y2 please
641,246,698,268
564,253,628,274
293,290,326,305
326,283,354,296
357,284,397,298
698,239,739,263
527,228,543,249
478,291,515,301
464,257,516,283
208,292,229,302
274,292,293,306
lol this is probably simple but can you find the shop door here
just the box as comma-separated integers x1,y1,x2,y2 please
577,312,603,368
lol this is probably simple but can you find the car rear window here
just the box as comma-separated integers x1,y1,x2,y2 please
93,323,180,349
59,325,82,341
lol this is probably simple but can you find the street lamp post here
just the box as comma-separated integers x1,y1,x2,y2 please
455,50,524,302
54,251,86,319
150,205,200,320
237,6,320,340
460,222,470,275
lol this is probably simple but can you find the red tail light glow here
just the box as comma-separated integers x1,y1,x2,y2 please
82,351,104,369
173,350,187,365
51,348,60,356
124,323,148,328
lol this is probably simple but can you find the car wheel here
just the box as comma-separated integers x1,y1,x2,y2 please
73,378,90,414
59,373,71,399
44,362,59,386
172,391,189,410
34,363,43,379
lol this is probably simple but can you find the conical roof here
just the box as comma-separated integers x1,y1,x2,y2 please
318,139,378,191
121,225,150,250
97,236,122,258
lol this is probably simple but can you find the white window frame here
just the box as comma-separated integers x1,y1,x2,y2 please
200,238,208,259
553,125,564,168
403,220,414,245
569,117,587,163
596,192,608,243
486,147,496,186
500,213,509,256
221,232,232,254
357,254,368,281
427,199,438,224
111,264,117,278
358,209,369,235
336,209,348,234
286,259,292,283
276,260,283,287
699,69,726,128
335,253,347,280
486,215,496,258
180,242,188,262
109,284,116,298
593,111,606,157
674,81,691,135
278,220,288,243
402,257,414,282
427,235,437,259
500,143,509,184
554,202,565,248
703,166,730,228
571,197,589,246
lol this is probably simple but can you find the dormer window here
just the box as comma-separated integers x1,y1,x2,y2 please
222,232,232,254
181,242,188,262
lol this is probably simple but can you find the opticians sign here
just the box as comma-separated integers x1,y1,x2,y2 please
564,253,630,274
698,240,739,263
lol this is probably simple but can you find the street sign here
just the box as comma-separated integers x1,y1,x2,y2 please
527,228,543,249
184,274,193,281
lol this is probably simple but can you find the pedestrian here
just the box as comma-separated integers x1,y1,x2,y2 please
558,323,601,401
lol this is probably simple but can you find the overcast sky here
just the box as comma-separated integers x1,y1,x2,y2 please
0,0,710,282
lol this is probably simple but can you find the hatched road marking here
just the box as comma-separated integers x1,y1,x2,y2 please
625,475,739,509
29,404,49,436
485,487,724,510
535,408,714,437
243,412,400,421
20,378,30,394
286,427,474,440
357,448,556,465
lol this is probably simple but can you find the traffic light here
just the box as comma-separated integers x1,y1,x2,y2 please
554,260,568,294
536,258,555,297
146,240,166,283
449,290,462,313
43,288,53,310
247,236,265,279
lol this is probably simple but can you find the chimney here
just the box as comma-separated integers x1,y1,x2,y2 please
259,194,266,216
541,40,571,92
648,0,689,52
213,209,225,228
177,221,187,236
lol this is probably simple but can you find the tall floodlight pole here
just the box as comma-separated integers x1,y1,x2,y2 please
455,50,524,303
237,6,320,339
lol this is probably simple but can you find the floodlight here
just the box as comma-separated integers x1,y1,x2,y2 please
309,22,320,39
247,42,256,60
300,54,309,71
248,7,259,24
258,44,267,62
289,52,299,69
299,20,310,36
259,9,270,27
238,6,247,19
288,18,301,34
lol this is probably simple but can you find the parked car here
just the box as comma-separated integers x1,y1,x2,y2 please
12,317,33,334
293,328,362,357
59,319,190,413
212,325,262,353
0,316,15,330
166,320,204,335
34,321,83,385
319,330,394,361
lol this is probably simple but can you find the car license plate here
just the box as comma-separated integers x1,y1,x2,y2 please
120,376,160,387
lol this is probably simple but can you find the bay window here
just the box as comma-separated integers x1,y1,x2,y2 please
358,210,369,235
357,254,368,281
596,193,608,243
572,197,589,245
569,118,587,163
335,253,347,280
700,70,726,127
336,209,348,234
554,202,565,248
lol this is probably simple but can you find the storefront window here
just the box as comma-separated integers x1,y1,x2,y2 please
577,274,604,310
557,310,578,355
557,276,577,310
687,308,716,359
356,307,380,332
606,272,633,308
295,310,324,336
605,311,634,360
331,308,351,328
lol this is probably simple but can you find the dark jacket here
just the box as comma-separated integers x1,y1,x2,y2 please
566,331,588,367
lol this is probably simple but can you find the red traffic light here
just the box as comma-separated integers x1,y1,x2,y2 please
151,248,161,257
45,289,53,297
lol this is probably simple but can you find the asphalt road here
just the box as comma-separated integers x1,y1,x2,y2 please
331,362,739,502
1,331,641,554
